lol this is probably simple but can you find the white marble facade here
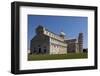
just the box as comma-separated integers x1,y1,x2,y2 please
30,25,83,54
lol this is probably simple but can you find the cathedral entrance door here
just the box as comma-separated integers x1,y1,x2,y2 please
39,48,41,53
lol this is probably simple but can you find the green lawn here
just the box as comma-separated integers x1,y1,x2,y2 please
28,53,88,61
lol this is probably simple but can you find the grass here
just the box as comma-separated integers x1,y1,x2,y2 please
28,53,88,61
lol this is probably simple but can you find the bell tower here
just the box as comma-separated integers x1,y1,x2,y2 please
78,33,83,53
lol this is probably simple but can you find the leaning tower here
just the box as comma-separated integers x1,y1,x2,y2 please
78,33,83,53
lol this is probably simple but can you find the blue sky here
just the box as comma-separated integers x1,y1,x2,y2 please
28,15,88,49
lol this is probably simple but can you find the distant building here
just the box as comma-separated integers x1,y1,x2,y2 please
30,25,83,54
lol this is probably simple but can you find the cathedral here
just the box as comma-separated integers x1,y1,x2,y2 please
30,25,83,54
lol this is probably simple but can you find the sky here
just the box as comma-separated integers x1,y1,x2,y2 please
28,15,88,49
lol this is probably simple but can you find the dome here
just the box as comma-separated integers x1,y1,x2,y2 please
60,32,65,36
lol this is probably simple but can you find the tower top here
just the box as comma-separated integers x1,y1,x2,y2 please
36,25,44,35
37,25,44,28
